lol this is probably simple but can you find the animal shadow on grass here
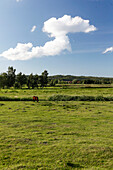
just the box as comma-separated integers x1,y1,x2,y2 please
0,103,4,106
67,162,83,168
41,102,53,107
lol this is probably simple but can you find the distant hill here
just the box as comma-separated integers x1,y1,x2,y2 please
48,75,113,84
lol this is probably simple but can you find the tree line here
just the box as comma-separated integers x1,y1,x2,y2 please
0,67,48,89
50,75,113,85
0,66,113,89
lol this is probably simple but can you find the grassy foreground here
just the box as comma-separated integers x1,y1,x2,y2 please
0,100,113,169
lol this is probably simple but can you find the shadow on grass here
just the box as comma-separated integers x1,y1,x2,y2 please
67,162,83,168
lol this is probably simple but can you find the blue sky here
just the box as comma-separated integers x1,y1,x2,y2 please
0,0,113,76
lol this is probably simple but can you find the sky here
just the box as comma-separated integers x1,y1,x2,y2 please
0,0,113,77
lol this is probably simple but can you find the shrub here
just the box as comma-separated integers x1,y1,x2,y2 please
96,96,105,101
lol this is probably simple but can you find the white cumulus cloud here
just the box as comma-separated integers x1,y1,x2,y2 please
103,47,113,54
43,15,96,37
1,43,33,61
0,15,97,60
31,25,37,32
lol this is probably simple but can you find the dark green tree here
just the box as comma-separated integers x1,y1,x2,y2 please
7,66,16,88
49,79,57,86
33,74,39,88
27,74,33,89
27,74,38,89
0,73,8,88
42,70,48,87
39,75,44,88
16,72,27,88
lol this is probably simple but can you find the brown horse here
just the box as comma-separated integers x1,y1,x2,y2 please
33,96,39,102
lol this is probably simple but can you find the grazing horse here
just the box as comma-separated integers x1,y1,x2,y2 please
33,96,39,102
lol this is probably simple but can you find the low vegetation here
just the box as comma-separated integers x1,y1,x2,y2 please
48,94,113,101
0,71,113,169
0,96,32,101
0,100,113,169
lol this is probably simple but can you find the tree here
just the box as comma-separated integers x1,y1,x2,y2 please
27,74,33,89
7,66,16,88
49,79,57,86
27,74,38,89
39,70,48,88
41,70,48,87
0,73,8,88
33,74,39,88
39,75,44,88
16,72,27,88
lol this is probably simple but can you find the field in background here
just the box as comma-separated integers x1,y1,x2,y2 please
1,84,113,100
0,85,113,169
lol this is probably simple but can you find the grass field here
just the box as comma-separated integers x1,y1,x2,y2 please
0,85,113,169
1,84,113,100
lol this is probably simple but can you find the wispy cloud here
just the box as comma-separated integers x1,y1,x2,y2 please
16,0,23,2
103,47,113,54
73,49,102,54
31,25,36,32
0,15,97,60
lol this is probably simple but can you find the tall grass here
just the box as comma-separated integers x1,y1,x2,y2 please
48,95,113,101
0,96,33,101
1,95,113,101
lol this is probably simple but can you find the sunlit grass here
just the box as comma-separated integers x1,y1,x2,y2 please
0,99,113,169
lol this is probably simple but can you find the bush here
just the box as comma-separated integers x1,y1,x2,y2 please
96,96,105,101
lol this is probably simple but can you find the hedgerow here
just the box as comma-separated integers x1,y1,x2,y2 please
48,95,113,101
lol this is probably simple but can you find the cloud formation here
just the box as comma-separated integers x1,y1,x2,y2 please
103,47,113,54
31,25,36,32
0,15,97,60
16,0,22,2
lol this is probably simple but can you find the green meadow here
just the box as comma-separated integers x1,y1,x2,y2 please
0,85,113,169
